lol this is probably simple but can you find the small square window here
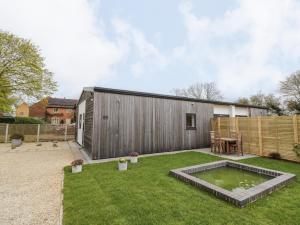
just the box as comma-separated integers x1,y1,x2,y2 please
53,108,59,112
186,113,196,130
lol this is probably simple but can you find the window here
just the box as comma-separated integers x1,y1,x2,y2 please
79,114,82,129
213,114,230,118
53,108,59,113
186,113,196,130
51,117,60,125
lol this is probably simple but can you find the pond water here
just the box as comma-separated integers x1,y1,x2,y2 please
192,166,272,192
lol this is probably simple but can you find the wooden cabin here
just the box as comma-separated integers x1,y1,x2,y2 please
77,87,267,160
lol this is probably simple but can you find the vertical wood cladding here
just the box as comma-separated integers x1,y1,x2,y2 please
250,108,268,117
92,92,214,159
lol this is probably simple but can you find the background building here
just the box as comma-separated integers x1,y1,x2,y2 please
77,87,267,160
15,103,29,117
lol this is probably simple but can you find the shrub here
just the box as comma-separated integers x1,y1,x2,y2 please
268,152,281,159
293,144,300,157
119,158,127,163
129,152,139,157
0,117,44,124
71,159,84,166
10,133,24,141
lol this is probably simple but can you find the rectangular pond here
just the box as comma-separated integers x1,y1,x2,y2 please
192,166,272,192
170,160,296,207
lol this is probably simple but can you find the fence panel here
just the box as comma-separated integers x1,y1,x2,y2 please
39,124,75,141
211,116,300,162
0,124,6,142
0,123,75,143
8,124,38,142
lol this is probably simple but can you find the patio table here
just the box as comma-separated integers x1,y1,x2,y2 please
219,137,238,154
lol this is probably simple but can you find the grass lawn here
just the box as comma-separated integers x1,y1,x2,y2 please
63,152,300,225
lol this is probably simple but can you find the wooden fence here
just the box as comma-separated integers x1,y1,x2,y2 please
211,116,300,162
0,123,75,143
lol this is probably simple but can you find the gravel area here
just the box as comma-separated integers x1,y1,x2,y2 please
0,141,84,225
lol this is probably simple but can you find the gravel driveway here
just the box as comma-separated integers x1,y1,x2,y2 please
0,141,84,225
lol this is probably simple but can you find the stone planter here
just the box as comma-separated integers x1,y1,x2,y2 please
72,165,82,173
118,161,128,171
11,139,22,147
130,156,138,163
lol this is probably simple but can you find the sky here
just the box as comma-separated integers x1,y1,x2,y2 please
1,0,300,101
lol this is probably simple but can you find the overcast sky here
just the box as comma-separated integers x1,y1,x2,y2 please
1,0,300,101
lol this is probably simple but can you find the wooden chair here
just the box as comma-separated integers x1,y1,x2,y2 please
214,132,223,154
229,133,243,156
210,131,224,154
210,131,215,152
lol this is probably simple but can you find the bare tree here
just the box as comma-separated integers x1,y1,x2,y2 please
236,97,250,105
280,71,300,102
172,82,223,100
236,92,284,115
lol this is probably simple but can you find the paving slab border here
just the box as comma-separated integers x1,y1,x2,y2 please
170,160,296,207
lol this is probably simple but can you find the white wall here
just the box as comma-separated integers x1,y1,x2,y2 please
213,105,249,117
235,107,249,116
213,105,230,115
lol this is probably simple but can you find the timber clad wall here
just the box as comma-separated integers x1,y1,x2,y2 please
211,116,300,162
250,108,267,117
91,92,214,159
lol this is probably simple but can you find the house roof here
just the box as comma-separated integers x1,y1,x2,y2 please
82,87,268,110
47,97,77,108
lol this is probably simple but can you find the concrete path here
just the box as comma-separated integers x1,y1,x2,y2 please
196,148,258,160
0,141,84,225
83,147,257,165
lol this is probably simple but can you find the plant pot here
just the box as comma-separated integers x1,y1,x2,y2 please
72,165,82,173
11,139,22,147
130,156,138,163
118,161,128,171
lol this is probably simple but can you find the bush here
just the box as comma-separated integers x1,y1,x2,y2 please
0,117,44,124
71,159,84,166
10,133,24,141
129,152,139,157
293,144,300,157
119,158,127,163
268,152,281,159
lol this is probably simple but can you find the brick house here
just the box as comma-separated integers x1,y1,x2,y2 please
16,102,30,117
29,97,77,124
29,98,48,119
46,98,77,124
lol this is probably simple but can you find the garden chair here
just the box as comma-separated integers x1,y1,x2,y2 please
229,133,243,156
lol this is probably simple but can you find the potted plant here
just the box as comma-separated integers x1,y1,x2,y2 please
71,159,84,173
118,158,128,171
129,152,139,163
10,133,24,147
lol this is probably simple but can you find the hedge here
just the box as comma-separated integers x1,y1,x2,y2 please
0,117,45,124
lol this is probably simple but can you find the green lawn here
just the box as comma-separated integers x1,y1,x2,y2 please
63,152,300,225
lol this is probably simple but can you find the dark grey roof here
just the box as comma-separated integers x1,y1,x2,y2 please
47,97,77,108
83,87,267,109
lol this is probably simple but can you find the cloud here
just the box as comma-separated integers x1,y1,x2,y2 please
178,0,300,99
0,0,126,98
112,18,168,74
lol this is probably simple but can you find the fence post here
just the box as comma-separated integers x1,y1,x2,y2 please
217,117,221,134
293,115,298,144
36,124,40,142
64,124,68,141
235,117,239,132
257,116,263,156
5,124,9,143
